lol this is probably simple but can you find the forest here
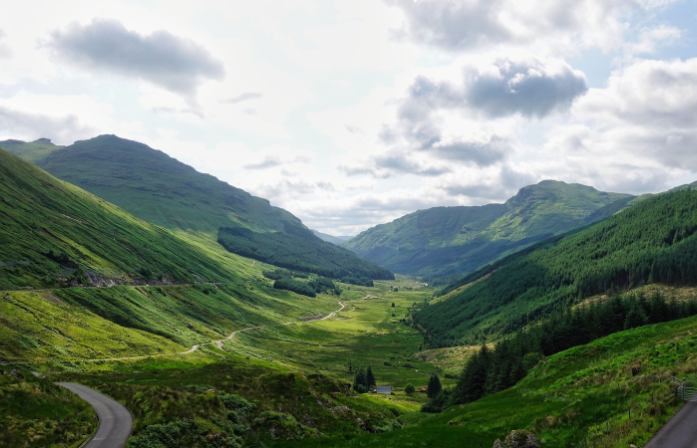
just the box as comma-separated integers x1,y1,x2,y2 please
218,226,394,281
272,276,342,297
415,190,697,347
423,291,697,412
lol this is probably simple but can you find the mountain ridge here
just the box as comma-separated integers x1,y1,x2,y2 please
342,180,632,277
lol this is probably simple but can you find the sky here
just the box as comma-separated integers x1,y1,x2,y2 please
1,0,697,236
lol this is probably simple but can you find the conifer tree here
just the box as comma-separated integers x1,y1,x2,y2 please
353,367,367,393
366,366,376,388
427,374,442,398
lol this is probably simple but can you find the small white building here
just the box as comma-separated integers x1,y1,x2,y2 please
376,386,392,394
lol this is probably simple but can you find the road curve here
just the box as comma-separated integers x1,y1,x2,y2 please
58,383,133,448
644,401,697,448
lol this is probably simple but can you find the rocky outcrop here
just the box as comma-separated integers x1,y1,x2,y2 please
494,430,539,448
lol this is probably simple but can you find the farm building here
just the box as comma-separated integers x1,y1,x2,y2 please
376,386,392,394
419,387,427,393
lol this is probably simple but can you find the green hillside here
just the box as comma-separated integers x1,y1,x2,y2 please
415,189,697,347
33,135,303,236
0,138,63,163
342,181,631,277
0,146,345,360
7,135,392,281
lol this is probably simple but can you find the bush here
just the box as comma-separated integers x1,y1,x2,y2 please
405,384,415,394
273,278,316,297
263,269,291,281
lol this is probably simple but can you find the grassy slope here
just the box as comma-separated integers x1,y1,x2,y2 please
278,312,697,448
0,369,97,448
0,138,63,163
342,180,631,277
416,189,697,345
14,135,391,279
224,279,447,390
0,147,343,362
33,135,302,236
0,144,252,289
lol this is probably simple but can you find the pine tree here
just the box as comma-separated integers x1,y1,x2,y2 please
624,303,648,330
427,374,442,398
366,366,376,388
353,367,367,393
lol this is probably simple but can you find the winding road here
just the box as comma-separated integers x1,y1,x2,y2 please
57,383,133,448
47,301,346,448
644,400,697,447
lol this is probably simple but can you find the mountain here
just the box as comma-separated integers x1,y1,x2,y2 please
414,188,697,347
0,138,63,163
312,229,354,244
0,146,358,360
34,135,304,236
342,180,632,277
10,134,392,281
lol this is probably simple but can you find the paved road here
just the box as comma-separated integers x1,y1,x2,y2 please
645,400,697,447
58,383,133,448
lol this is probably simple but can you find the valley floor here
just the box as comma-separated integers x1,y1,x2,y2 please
5,281,697,448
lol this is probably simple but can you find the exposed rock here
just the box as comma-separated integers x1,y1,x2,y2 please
301,415,316,426
187,323,194,329
494,430,539,448
10,369,23,378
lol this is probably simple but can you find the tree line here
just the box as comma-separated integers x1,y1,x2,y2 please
416,190,697,347
422,292,697,412
218,226,394,282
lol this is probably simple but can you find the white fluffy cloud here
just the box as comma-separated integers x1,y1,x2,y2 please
386,0,680,54
0,0,694,235
45,19,225,98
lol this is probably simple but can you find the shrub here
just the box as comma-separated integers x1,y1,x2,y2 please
405,384,415,394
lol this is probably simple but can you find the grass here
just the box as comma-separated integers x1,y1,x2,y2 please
274,313,697,448
0,368,96,448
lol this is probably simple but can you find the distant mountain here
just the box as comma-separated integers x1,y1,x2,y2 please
312,230,354,244
341,180,633,277
7,134,392,281
415,187,697,346
0,138,63,163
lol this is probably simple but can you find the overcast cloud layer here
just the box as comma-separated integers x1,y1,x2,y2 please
0,0,696,235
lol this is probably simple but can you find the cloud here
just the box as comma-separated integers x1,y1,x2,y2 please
441,166,537,200
243,154,312,170
0,29,11,59
222,92,263,104
386,0,679,54
45,19,225,97
399,56,587,121
338,149,452,178
346,56,586,179
0,106,95,142
465,58,588,118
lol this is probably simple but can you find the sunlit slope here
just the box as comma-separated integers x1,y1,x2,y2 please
342,180,631,277
32,135,303,236
415,189,697,346
0,146,246,290
18,135,392,280
291,314,697,448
